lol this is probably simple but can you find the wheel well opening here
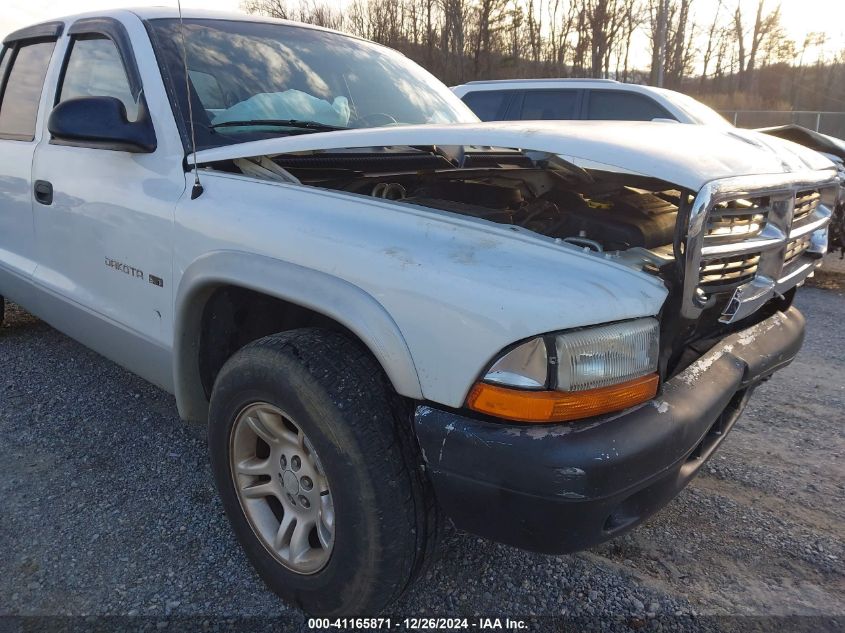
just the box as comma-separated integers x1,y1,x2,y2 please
198,285,357,397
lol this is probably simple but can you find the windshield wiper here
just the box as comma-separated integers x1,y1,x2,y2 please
209,119,348,133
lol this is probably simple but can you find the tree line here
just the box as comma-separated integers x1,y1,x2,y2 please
241,0,845,112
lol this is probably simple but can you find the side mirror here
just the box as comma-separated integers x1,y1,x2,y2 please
48,96,156,153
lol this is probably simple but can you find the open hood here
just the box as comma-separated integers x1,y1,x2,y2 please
194,120,836,191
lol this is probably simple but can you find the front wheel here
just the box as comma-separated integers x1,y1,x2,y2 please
208,329,439,615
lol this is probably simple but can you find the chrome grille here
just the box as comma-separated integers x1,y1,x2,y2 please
704,197,768,241
793,190,820,225
784,234,812,267
699,254,760,290
682,172,837,324
697,189,830,295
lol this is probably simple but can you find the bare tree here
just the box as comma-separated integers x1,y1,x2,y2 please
238,0,845,114
526,0,544,65
647,0,695,88
700,0,723,89
241,0,290,19
471,0,509,77
441,0,472,82
547,0,579,74
584,0,626,78
733,0,782,90
664,0,696,88
616,0,643,82
647,0,668,85
296,0,345,30
571,3,591,76
507,0,525,63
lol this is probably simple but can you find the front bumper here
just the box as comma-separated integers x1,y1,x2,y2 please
414,307,805,554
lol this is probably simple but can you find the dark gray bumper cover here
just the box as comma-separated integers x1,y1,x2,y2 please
414,307,805,554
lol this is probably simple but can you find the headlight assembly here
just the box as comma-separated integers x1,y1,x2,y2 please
470,318,660,423
555,318,659,391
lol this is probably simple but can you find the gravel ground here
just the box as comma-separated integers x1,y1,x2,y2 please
1,279,843,632
822,251,845,275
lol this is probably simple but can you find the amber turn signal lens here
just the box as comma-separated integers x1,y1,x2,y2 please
467,373,659,423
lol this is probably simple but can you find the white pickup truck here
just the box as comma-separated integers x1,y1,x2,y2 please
0,8,838,616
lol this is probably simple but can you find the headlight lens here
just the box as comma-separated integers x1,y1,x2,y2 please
555,318,660,391
473,318,660,423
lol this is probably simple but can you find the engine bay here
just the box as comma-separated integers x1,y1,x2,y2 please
225,147,685,262
393,181,679,253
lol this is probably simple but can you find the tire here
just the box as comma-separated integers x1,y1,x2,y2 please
208,328,440,616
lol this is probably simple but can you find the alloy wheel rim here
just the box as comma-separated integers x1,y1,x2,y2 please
230,402,335,574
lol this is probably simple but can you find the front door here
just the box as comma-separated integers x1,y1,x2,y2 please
30,17,186,388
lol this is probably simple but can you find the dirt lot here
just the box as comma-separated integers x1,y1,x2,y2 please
1,265,843,632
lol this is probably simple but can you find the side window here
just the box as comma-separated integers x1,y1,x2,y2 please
59,37,138,121
461,90,509,122
0,41,56,141
586,91,673,121
519,90,579,120
189,70,227,111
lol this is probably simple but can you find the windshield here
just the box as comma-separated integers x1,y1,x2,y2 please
147,19,479,150
667,91,733,128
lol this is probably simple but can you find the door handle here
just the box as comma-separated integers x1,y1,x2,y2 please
34,180,53,205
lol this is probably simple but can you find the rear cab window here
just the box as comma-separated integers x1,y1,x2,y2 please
0,39,57,140
586,90,674,121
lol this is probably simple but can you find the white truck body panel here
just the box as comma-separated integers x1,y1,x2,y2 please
174,170,668,406
0,140,38,284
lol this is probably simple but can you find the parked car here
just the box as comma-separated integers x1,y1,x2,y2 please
0,9,838,616
453,78,844,254
450,78,733,126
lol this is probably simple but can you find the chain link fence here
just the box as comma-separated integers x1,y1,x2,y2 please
719,110,845,138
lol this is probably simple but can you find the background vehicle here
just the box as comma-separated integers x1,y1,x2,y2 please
450,78,732,126
0,10,837,616
757,125,845,255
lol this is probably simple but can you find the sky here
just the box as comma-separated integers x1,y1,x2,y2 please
2,0,845,68
1,0,244,38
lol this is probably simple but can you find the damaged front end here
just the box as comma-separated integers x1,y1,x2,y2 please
190,128,837,552
197,132,837,386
